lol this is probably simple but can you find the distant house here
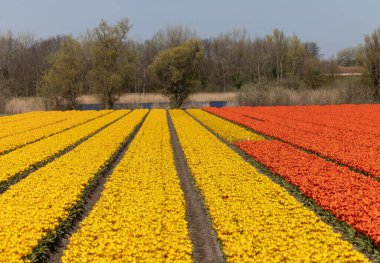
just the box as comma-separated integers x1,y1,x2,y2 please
336,66,364,76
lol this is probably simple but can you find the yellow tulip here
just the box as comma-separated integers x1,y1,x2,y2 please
171,109,368,263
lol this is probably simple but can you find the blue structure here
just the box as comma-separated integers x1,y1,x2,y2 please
77,104,102,110
209,101,227,107
77,100,229,110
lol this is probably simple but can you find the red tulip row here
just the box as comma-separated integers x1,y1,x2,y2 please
204,106,380,178
236,139,380,246
227,106,380,146
235,104,380,133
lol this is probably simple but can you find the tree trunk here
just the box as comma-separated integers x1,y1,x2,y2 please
107,94,114,109
257,62,261,84
373,76,379,99
371,66,380,100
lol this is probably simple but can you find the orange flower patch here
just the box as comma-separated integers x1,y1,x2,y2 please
236,139,380,246
204,105,380,178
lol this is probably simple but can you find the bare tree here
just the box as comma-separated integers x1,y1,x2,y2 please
304,42,320,58
287,35,305,77
267,29,288,80
336,47,358,67
0,32,64,99
358,28,380,99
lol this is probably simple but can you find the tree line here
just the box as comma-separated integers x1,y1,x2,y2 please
1,18,380,109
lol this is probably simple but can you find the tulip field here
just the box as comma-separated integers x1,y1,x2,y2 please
0,105,379,262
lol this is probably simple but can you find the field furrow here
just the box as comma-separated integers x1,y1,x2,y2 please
170,109,366,262
186,109,263,142
237,140,380,247
0,111,71,138
62,109,192,262
0,110,109,154
227,106,379,147
0,111,38,125
0,109,147,262
204,107,380,178
0,110,127,192
237,105,380,133
1,105,379,262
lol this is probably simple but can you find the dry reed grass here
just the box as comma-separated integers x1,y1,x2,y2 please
4,97,46,114
238,83,376,106
3,92,238,113
77,92,237,104
187,92,236,102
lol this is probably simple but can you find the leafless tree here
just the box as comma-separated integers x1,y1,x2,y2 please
358,28,380,99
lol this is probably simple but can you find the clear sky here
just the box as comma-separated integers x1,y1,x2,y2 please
1,0,380,57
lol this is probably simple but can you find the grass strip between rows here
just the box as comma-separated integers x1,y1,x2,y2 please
0,110,111,156
0,111,71,139
186,109,263,143
27,110,149,262
61,109,192,262
203,107,380,183
168,110,226,263
190,109,380,262
0,111,37,125
175,109,368,262
0,110,148,262
237,140,380,261
0,111,126,195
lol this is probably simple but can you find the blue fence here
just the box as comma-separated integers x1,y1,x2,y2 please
77,100,229,110
77,104,102,110
209,101,227,107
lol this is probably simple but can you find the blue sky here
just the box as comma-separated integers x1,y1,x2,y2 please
1,0,380,57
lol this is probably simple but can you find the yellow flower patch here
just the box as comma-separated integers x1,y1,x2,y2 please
170,109,368,263
0,110,125,184
187,109,263,142
0,110,147,262
0,111,70,138
62,109,192,262
0,111,40,126
0,110,108,154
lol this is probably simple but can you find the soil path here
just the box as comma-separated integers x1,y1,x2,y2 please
167,111,225,263
47,113,147,263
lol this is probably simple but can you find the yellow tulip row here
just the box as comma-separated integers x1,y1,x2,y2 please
170,109,367,263
0,109,147,262
0,111,38,125
0,111,71,138
186,109,263,142
0,110,108,154
62,109,192,262
0,110,126,185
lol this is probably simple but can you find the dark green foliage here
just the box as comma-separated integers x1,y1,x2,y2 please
37,36,86,109
88,19,134,109
148,39,204,108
